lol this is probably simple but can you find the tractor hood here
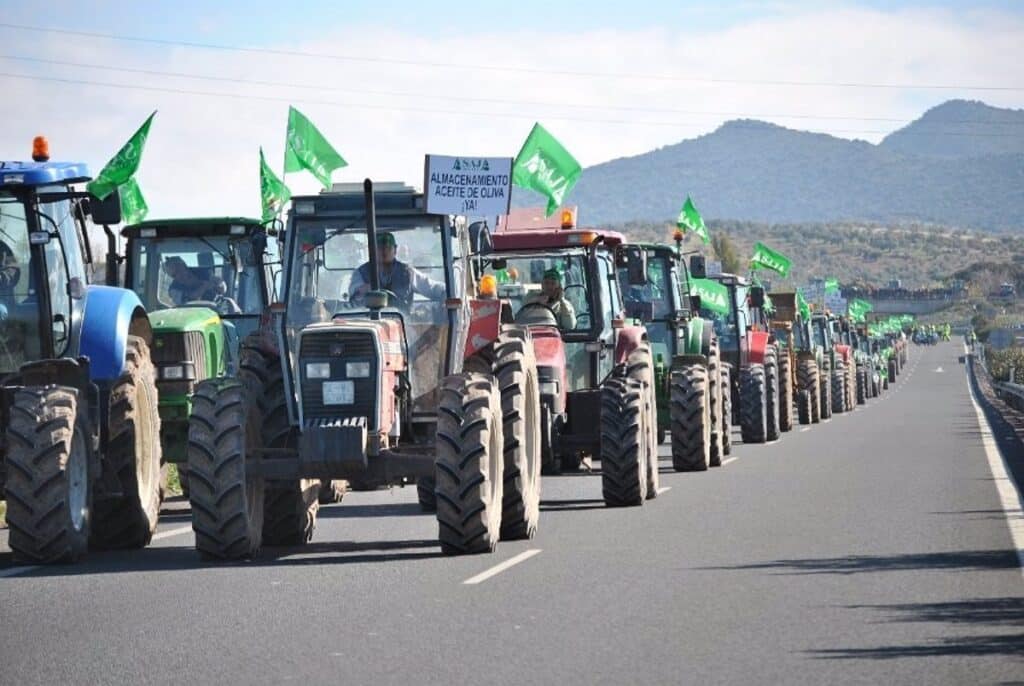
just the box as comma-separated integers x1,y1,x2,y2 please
149,306,222,333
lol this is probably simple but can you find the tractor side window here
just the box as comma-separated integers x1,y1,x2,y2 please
44,232,72,356
0,196,43,372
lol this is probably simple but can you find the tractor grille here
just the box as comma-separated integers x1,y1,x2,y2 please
152,330,208,394
299,330,379,429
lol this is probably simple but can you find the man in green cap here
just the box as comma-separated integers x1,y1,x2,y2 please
348,231,446,308
526,267,576,329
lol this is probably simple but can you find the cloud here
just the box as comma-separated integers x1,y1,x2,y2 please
1,4,1021,219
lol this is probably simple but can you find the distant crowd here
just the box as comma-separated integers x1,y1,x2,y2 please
844,286,965,301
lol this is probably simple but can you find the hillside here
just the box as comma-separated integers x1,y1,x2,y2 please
514,100,1024,231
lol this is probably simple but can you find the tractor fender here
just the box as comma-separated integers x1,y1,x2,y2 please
683,318,712,357
613,324,647,365
835,344,852,364
465,298,501,358
527,325,568,414
79,285,151,383
747,330,771,366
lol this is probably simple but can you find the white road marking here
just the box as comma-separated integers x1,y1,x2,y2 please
463,548,542,585
656,486,672,495
151,525,193,541
722,457,738,465
966,365,1024,578
935,366,944,373
0,565,39,579
800,427,811,433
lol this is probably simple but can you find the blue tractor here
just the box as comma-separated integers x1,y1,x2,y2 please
0,141,162,563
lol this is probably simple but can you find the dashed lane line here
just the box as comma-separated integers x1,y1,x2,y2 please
721,457,738,466
656,486,672,495
151,525,193,541
463,549,542,585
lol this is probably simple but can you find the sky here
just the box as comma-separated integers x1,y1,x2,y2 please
2,0,1023,219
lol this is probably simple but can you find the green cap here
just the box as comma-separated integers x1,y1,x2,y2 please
376,232,397,247
542,268,562,284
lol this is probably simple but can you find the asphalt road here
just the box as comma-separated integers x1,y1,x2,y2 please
2,342,1022,685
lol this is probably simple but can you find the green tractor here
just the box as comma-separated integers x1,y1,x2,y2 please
618,238,723,471
112,218,345,504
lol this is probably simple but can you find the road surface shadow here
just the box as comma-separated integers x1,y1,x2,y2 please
317,502,427,519
698,549,1020,575
540,498,607,512
809,597,1024,660
0,538,447,577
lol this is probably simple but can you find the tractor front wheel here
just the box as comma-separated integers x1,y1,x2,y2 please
670,364,710,472
739,364,768,444
601,376,650,506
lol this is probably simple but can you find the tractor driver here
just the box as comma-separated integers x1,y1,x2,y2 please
164,257,217,305
525,268,576,330
0,236,19,322
348,232,446,308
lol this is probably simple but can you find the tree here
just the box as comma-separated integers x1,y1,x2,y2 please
711,233,742,274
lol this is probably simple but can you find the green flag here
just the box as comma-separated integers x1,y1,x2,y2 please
512,122,582,217
749,242,792,277
260,147,292,223
690,278,730,315
676,196,709,244
87,112,156,200
824,278,839,294
849,298,873,315
283,106,347,189
119,177,148,225
796,290,811,321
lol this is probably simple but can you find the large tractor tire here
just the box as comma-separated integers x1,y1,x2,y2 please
187,378,266,560
670,364,710,472
5,386,91,563
739,364,768,444
721,366,733,455
318,479,348,505
765,351,781,442
778,353,794,432
796,389,812,425
601,376,650,506
856,366,867,405
626,343,660,498
820,362,833,420
493,331,543,541
888,359,898,384
238,339,320,547
796,358,821,424
831,363,846,415
90,336,162,550
435,373,504,555
707,340,725,467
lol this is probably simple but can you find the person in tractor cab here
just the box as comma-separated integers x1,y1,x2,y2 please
348,231,445,308
0,237,19,322
163,256,217,305
525,268,576,330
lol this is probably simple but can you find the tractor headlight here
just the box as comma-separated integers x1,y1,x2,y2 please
306,362,332,379
345,361,371,378
161,365,186,380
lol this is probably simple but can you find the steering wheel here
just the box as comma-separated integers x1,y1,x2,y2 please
351,288,403,309
215,296,242,315
183,300,221,310
515,302,559,327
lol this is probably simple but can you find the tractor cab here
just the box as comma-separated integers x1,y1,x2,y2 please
701,272,771,368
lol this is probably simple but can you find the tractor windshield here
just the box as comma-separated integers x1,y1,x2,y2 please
129,234,267,316
618,252,679,366
485,251,592,333
0,193,43,373
702,283,746,353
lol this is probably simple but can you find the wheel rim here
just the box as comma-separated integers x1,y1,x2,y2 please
68,430,88,531
135,374,158,501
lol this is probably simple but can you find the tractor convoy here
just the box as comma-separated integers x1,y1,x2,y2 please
0,139,913,565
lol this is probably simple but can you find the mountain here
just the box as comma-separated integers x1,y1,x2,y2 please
513,100,1024,231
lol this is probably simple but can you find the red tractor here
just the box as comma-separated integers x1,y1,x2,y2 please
481,207,661,507
185,180,544,559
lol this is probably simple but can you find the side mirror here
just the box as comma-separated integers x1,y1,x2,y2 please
491,258,507,271
689,255,706,279
689,295,702,312
468,221,493,255
750,286,765,309
89,190,123,226
621,246,647,286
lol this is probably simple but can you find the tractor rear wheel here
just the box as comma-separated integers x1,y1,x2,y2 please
601,376,649,505
820,362,833,419
90,336,162,550
888,359,898,384
187,378,265,560
435,373,504,554
318,479,348,505
831,363,846,414
856,366,867,405
708,340,725,467
778,353,794,432
670,364,710,472
626,343,659,498
796,358,820,424
797,389,812,425
765,352,781,441
720,366,733,455
739,364,768,444
5,386,91,563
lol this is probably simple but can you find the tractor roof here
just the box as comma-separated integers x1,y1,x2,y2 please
0,160,90,188
492,206,624,251
122,217,264,237
709,272,750,287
